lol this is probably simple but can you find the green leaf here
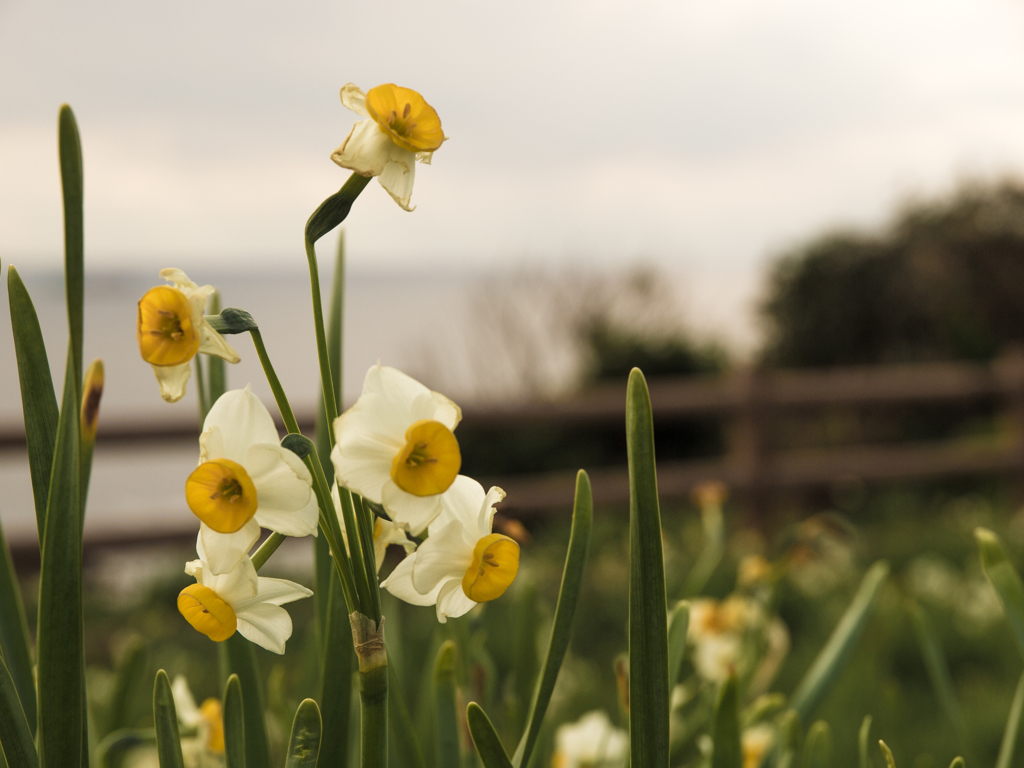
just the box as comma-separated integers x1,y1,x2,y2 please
512,469,593,768
741,694,786,729
284,699,321,768
59,104,84,384
790,561,889,722
95,727,156,767
318,576,354,768
103,636,147,736
679,496,724,598
802,721,832,768
0,653,38,768
776,710,802,768
467,703,514,768
667,601,690,687
305,175,372,244
977,528,1024,661
36,345,84,768
909,602,968,754
0,504,36,736
388,662,426,768
223,674,245,768
204,308,258,335
878,741,897,768
711,676,741,768
219,634,271,768
153,670,184,768
434,640,460,768
7,265,59,541
948,758,965,768
858,716,873,768
626,369,670,767
996,670,1024,768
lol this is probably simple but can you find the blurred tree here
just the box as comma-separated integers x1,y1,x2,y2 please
761,181,1024,367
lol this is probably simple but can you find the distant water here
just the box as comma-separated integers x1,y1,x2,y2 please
0,266,479,543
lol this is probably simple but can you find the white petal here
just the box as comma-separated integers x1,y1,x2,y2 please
378,158,416,212
151,363,191,403
340,83,369,117
199,520,261,575
331,119,404,178
373,517,416,571
411,518,472,595
477,486,507,539
159,268,200,292
235,576,312,611
367,366,458,426
435,579,477,623
171,676,202,728
235,603,293,655
197,321,240,363
381,554,443,607
205,555,260,605
410,390,462,430
246,444,318,537
382,480,444,535
330,437,399,504
438,476,489,533
202,386,280,462
184,558,204,582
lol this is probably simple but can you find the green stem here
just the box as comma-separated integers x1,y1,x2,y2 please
251,532,287,571
249,328,300,435
194,355,209,422
304,450,361,613
353,494,382,621
359,662,389,768
337,485,375,617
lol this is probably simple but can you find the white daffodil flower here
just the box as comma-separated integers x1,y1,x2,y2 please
137,268,240,403
188,386,318,574
171,676,225,761
551,710,628,768
331,83,446,211
178,542,312,655
332,365,462,535
331,484,416,573
380,476,519,623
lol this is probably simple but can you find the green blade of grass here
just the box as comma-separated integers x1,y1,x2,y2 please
802,722,832,768
0,502,36,736
434,641,460,768
36,345,84,768
977,528,1024,661
995,670,1024,768
626,369,670,767
790,561,889,723
468,703,514,768
223,674,245,768
512,469,593,768
58,105,84,385
0,653,38,768
219,634,270,768
711,676,741,768
103,636,147,736
318,575,354,767
859,716,873,768
153,671,184,768
776,710,802,768
284,699,322,768
7,265,59,541
667,601,690,688
948,759,965,768
908,602,969,754
388,663,426,768
879,741,897,768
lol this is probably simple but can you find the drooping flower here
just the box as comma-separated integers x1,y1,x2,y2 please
332,365,462,535
177,542,312,654
331,83,446,211
137,268,240,403
551,710,628,768
188,386,318,573
331,484,416,573
381,476,519,623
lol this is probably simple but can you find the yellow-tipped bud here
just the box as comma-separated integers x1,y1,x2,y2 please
137,285,200,366
200,698,225,753
177,584,237,642
462,533,520,602
390,419,461,497
81,358,104,442
185,458,259,533
366,84,445,153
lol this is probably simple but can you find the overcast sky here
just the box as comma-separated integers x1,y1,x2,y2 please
4,0,1024,284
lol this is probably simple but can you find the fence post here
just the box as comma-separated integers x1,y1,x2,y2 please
995,345,1024,507
728,365,768,524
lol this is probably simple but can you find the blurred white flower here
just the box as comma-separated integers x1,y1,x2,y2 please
136,268,239,403
742,724,775,768
331,83,446,211
551,710,628,768
381,476,518,623
189,386,318,574
332,365,462,534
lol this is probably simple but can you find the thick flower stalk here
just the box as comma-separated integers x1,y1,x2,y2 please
188,386,318,573
332,484,416,573
381,475,519,622
331,83,446,211
137,268,239,402
332,365,462,534
177,542,312,654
